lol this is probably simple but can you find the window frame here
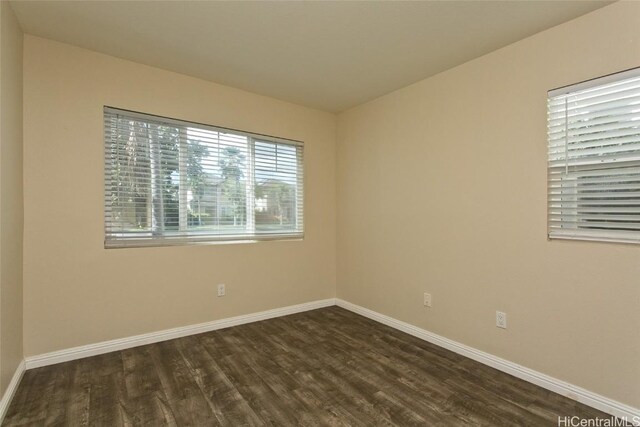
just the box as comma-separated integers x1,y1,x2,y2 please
104,106,304,248
547,67,640,244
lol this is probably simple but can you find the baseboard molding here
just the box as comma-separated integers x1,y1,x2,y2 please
20,296,639,422
335,298,640,422
0,360,26,423
25,298,336,370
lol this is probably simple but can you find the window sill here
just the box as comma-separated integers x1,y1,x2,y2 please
104,235,304,249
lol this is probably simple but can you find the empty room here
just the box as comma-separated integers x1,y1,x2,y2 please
0,0,638,425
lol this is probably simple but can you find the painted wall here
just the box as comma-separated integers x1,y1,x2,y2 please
337,1,640,408
22,36,336,356
0,1,23,394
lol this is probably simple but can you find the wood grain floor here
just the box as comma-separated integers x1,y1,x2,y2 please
4,307,613,426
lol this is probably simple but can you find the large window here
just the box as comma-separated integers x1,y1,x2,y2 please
547,68,640,244
104,107,304,248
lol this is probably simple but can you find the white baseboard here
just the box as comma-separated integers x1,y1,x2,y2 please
20,296,639,423
335,298,640,422
25,298,336,370
0,360,26,423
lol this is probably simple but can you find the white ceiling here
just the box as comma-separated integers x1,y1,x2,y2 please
11,0,612,113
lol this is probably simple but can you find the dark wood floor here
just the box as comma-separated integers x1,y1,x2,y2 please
4,307,612,426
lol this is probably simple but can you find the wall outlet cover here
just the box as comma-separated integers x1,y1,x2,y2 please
496,311,507,329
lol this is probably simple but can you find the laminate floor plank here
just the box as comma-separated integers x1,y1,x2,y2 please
45,360,92,427
4,366,58,426
316,339,448,425
3,307,618,426
214,352,303,425
174,336,263,426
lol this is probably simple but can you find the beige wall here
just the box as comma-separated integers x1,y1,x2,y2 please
0,1,23,394
22,36,336,357
337,1,640,408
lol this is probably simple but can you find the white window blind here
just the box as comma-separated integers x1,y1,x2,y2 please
547,68,640,244
104,107,304,248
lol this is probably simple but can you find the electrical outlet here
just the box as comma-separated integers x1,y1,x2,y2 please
423,292,432,307
217,283,226,297
496,311,507,329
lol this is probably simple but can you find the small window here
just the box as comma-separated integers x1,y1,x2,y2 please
547,68,640,244
104,107,304,248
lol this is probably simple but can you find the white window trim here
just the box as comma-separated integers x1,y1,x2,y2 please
547,68,640,244
104,107,304,248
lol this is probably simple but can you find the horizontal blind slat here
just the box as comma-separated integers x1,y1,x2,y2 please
547,68,640,242
104,107,304,248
